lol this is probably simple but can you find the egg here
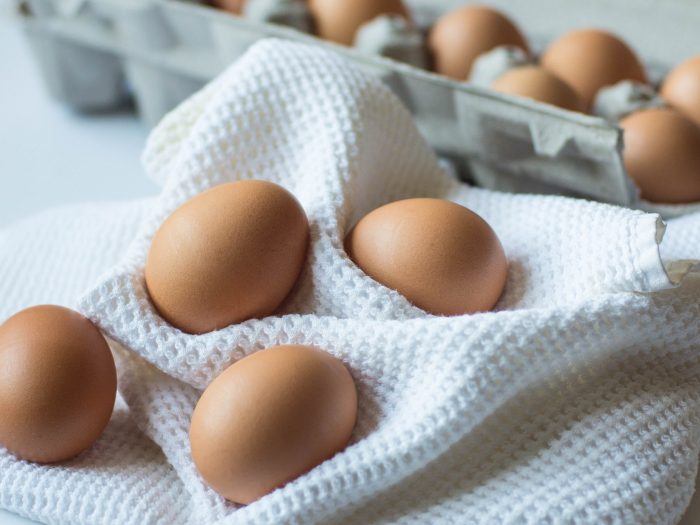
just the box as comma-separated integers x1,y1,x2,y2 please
429,5,529,80
540,29,647,111
661,55,700,128
189,345,357,504
619,108,700,203
145,180,309,334
308,0,409,46
0,305,117,464
212,0,245,15
345,198,507,315
491,65,584,112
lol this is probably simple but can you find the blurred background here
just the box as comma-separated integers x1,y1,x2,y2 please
0,5,156,227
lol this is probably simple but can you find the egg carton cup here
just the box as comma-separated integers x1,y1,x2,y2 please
592,81,667,123
19,0,653,208
73,40,700,524
468,45,531,88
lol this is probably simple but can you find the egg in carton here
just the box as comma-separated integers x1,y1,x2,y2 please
468,48,700,217
17,0,700,214
15,0,627,208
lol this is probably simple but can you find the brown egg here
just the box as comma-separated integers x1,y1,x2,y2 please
540,29,647,111
429,5,529,80
345,199,507,315
661,55,700,128
491,65,584,112
189,345,357,504
145,180,309,334
308,0,409,46
211,0,245,15
0,305,117,464
620,108,700,203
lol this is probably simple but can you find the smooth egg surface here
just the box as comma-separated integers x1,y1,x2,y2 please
212,0,245,14
661,55,700,128
345,198,507,315
308,0,409,46
540,29,647,110
620,108,700,204
429,5,529,80
145,180,309,334
491,65,584,112
0,305,117,464
189,345,358,504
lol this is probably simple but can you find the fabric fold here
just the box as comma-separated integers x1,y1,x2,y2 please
1,39,700,525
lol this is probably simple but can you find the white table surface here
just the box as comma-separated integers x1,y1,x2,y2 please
1,5,699,525
0,7,154,228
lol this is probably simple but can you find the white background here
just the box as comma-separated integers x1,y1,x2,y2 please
0,6,155,227
0,4,699,525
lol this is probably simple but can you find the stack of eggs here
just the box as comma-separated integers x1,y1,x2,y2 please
0,180,507,504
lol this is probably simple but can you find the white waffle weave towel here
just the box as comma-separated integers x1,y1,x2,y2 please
1,40,700,525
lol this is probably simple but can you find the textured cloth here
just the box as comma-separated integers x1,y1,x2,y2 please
2,39,700,525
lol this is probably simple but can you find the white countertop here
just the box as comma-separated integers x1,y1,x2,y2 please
0,8,155,228
0,6,699,525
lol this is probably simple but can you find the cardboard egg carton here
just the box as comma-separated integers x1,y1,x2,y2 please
17,0,698,207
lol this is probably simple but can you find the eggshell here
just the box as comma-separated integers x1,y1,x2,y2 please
661,55,700,128
145,180,309,334
540,29,647,111
189,345,357,504
345,198,507,315
620,108,700,204
212,0,245,15
428,5,529,80
491,65,584,112
308,0,409,46
0,305,117,464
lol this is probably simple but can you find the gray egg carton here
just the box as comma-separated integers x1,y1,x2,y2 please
19,0,653,205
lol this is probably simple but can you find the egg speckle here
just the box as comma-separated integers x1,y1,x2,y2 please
620,108,700,203
661,55,700,128
0,305,117,464
540,29,647,111
491,65,584,112
429,5,529,80
189,345,357,504
145,180,309,334
345,198,507,315
308,0,409,46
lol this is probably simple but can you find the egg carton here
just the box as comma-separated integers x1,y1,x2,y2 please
18,0,696,207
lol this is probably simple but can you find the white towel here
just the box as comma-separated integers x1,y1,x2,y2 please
2,40,700,525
